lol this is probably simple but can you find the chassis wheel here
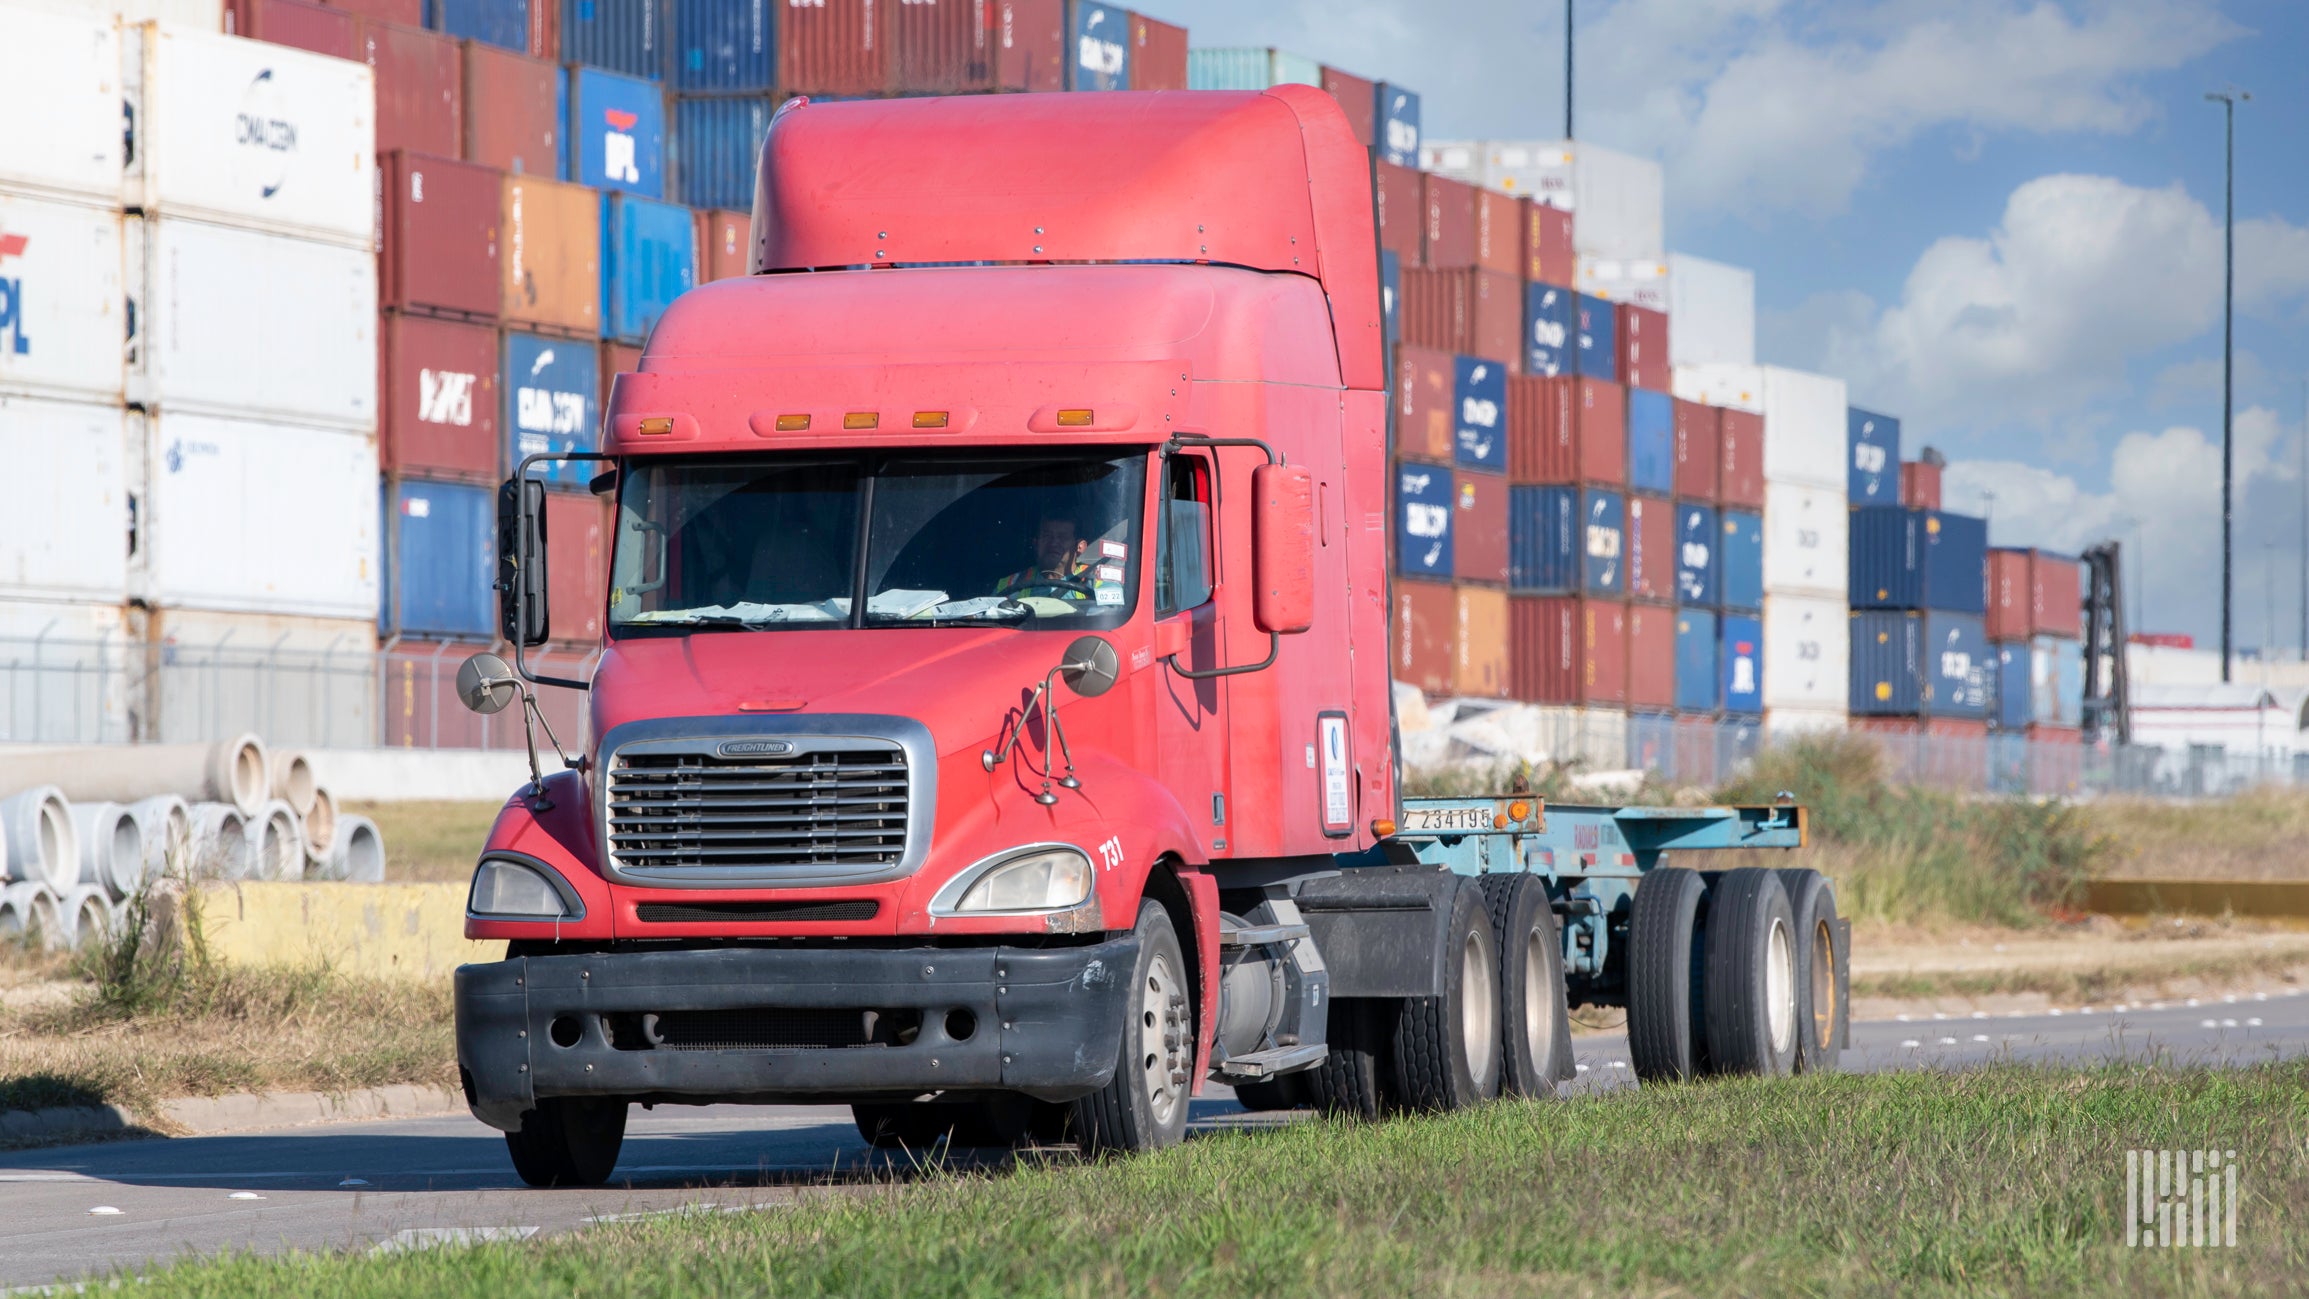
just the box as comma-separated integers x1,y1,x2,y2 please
1392,879,1503,1111
1627,867,1708,1083
1306,996,1397,1119
1776,869,1845,1073
1702,868,1799,1077
504,1096,627,1187
1481,873,1572,1097
1072,900,1192,1155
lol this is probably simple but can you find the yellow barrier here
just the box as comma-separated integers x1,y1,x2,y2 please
194,881,497,979
2085,878,2309,922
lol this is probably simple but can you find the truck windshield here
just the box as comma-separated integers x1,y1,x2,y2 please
609,450,1147,633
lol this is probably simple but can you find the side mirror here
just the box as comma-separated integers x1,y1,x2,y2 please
455,652,520,715
496,477,551,648
1250,462,1315,635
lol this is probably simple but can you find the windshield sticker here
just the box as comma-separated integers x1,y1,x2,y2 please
1096,565,1124,583
1101,541,1128,559
1095,586,1125,605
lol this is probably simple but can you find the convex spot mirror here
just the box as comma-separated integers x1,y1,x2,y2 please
1059,635,1120,697
1251,462,1315,635
457,652,520,716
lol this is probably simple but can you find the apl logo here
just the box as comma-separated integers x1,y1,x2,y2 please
1384,94,1417,156
236,69,296,199
1587,497,1620,586
1077,7,1123,77
1854,441,1887,474
0,231,29,356
1729,642,1757,695
418,369,475,426
602,109,641,185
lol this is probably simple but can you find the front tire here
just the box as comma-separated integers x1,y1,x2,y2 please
1481,873,1573,1097
1072,899,1192,1155
1392,879,1503,1111
1702,868,1800,1077
504,1096,627,1187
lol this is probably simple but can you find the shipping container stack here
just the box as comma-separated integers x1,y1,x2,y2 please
1846,462,1993,786
1986,548,2085,794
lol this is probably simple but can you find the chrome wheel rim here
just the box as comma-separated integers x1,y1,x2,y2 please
1461,928,1497,1084
1765,915,1795,1056
1140,951,1187,1126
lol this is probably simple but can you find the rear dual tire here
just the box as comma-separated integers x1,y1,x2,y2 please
1628,867,1835,1084
1481,873,1573,1097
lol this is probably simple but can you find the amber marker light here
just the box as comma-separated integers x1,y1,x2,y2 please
1493,814,1510,829
1507,800,1533,823
843,412,879,429
774,413,810,431
1055,409,1095,426
635,417,674,436
912,411,950,428
1370,818,1396,838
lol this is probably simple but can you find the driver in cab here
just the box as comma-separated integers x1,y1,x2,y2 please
993,516,1120,604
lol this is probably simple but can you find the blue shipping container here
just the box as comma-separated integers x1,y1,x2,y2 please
1721,613,1763,715
1453,355,1506,472
567,66,666,197
1185,48,1318,89
431,0,528,53
1994,643,2030,730
1070,1,1130,90
1674,607,1718,713
2031,636,2085,727
1848,406,1899,505
1581,487,1624,596
1376,83,1419,166
1922,610,1991,717
1627,387,1673,494
385,479,497,638
1676,501,1717,606
601,193,696,344
1720,508,1762,611
670,0,768,90
556,67,570,180
1850,609,1990,716
1381,250,1401,343
1397,460,1453,578
1628,711,1675,773
503,331,600,488
1574,292,1616,382
672,96,772,210
563,0,662,80
1848,506,1989,614
1526,281,1571,377
1508,484,1577,593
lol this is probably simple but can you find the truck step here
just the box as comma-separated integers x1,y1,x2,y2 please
1214,1043,1329,1080
1218,922,1311,948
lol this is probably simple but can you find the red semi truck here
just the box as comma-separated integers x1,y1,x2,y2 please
452,88,1843,1187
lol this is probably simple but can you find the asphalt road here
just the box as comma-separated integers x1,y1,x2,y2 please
6,991,2306,1290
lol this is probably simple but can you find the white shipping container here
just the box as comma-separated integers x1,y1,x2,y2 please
1765,705,1848,738
136,412,378,618
1667,253,1754,368
14,0,223,28
127,216,376,429
1761,592,1849,713
144,607,376,748
0,597,133,744
0,192,126,402
123,21,375,247
0,393,127,601
1672,363,1847,490
0,5,124,203
1423,139,1664,262
1573,257,1669,312
1762,481,1848,597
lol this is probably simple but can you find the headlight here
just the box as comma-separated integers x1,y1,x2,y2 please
946,847,1094,913
469,856,577,919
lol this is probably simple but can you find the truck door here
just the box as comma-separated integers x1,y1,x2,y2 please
1152,448,1232,857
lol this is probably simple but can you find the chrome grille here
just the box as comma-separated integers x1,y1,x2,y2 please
607,746,909,875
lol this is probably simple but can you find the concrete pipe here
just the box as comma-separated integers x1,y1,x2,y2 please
270,750,316,818
0,735,271,818
128,795,191,884
326,815,385,883
58,883,113,950
301,785,339,867
189,803,253,881
0,786,79,893
253,800,303,882
68,801,144,901
0,881,63,950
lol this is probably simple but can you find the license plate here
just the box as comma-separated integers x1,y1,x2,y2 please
1399,804,1496,834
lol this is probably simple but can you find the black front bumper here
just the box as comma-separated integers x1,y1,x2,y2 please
454,938,1139,1131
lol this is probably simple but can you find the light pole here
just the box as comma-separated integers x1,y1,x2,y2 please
2299,379,2305,660
2207,89,2249,682
1564,0,1574,140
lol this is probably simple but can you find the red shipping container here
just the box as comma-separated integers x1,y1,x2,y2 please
785,0,898,96
1393,578,1456,695
1506,375,1624,485
1616,304,1669,394
461,42,559,177
227,0,359,58
1376,161,1422,265
1453,471,1508,585
1472,188,1519,277
895,0,996,93
600,340,642,408
1672,399,1719,501
1574,378,1627,484
379,313,500,481
1510,595,1627,705
1400,268,1518,365
545,490,609,645
1986,550,2029,642
526,0,556,62
1320,66,1375,148
380,151,501,320
2032,552,2082,639
1398,267,1464,354
1422,173,1477,270
326,0,422,26
1524,199,1573,287
1625,493,1673,603
996,0,1065,91
1901,460,1942,510
1989,549,2083,640
696,208,750,282
1394,345,1455,462
1719,407,1764,508
1470,268,1520,368
360,20,462,160
1127,12,1186,90
1456,585,1510,698
1626,601,1675,710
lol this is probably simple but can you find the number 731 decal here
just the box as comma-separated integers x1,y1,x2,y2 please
1095,836,1125,871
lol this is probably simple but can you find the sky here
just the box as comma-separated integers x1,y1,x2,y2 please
1153,0,2309,654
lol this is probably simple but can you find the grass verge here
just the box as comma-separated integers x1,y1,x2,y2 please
345,800,504,883
125,1060,2309,1297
